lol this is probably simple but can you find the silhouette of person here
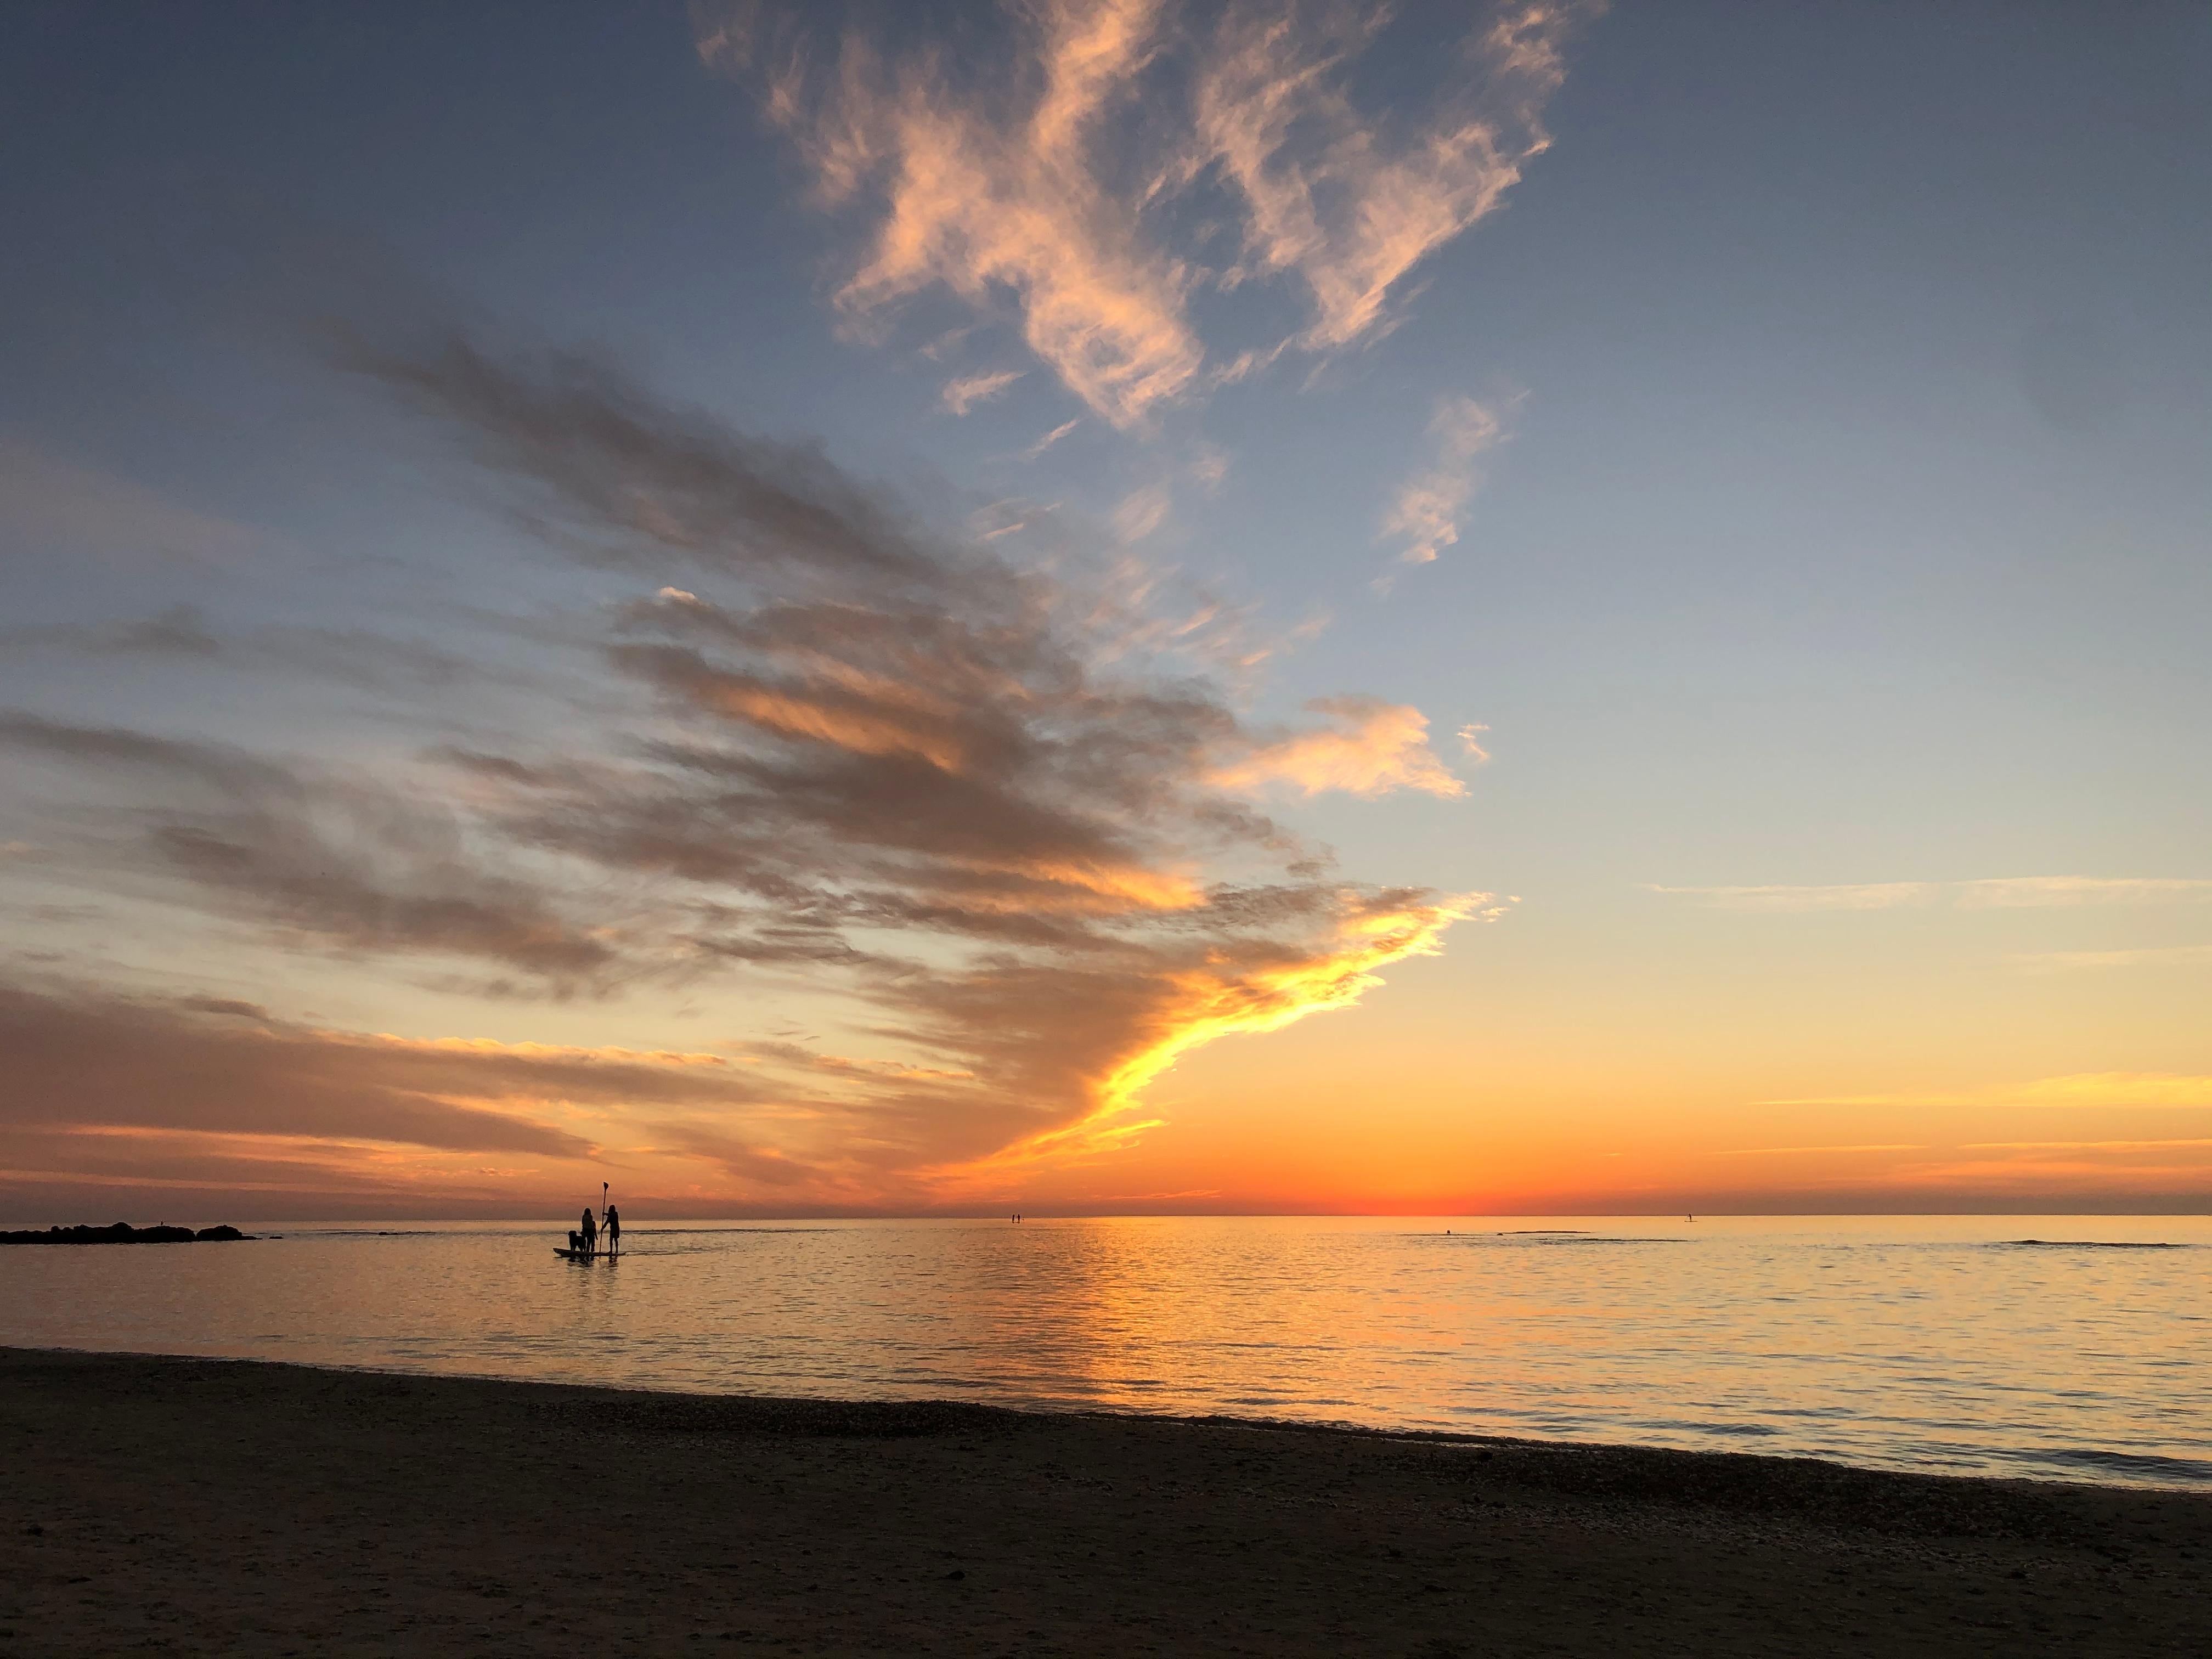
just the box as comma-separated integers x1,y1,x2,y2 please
603,1204,620,1256
580,1206,598,1256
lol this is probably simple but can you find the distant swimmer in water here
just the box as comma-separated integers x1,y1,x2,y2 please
580,1206,598,1257
603,1203,620,1257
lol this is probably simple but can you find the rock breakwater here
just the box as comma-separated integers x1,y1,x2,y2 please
0,1222,253,1245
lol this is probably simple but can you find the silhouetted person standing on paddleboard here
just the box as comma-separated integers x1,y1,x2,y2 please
580,1206,598,1257
603,1204,620,1257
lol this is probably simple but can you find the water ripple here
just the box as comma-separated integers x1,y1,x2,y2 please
1,1213,2204,1487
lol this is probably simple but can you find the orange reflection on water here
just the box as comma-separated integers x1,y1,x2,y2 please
1,1213,2204,1487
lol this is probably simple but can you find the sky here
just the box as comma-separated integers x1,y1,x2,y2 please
2,1,2209,1219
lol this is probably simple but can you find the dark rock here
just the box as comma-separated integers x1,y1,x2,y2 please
0,1221,255,1244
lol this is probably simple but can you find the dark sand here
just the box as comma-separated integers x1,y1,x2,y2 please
3,1348,2205,1656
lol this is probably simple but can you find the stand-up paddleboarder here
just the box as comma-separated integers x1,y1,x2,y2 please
604,1198,620,1258
580,1204,598,1257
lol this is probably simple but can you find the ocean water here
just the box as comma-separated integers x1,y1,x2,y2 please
3,1214,2205,1488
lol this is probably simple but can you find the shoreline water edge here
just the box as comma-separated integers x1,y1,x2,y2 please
4,1346,2206,1655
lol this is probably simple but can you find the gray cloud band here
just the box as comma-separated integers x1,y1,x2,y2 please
1,331,1477,1195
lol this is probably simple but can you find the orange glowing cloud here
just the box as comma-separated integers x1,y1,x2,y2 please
944,887,1482,1182
740,0,1204,427
704,0,1596,422
704,681,973,773
1212,697,1465,799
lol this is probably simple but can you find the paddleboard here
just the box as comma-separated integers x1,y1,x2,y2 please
554,1247,596,1261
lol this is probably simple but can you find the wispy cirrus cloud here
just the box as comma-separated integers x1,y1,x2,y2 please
939,368,1025,415
1958,1138,2212,1153
698,1,1597,426
1754,1073,2212,1111
1378,392,1514,577
2013,944,2212,972
1954,877,2212,907
1023,417,1081,460
0,438,264,566
715,0,1203,428
4,326,1485,1203
1110,483,1172,544
1714,1143,1925,1158
0,603,533,695
1650,877,2212,912
1183,6,1578,353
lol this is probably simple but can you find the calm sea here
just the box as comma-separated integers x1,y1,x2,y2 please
4,1214,2205,1487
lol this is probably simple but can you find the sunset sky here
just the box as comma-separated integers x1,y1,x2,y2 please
3,2,2208,1218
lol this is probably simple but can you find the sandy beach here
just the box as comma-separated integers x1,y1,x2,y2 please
3,1347,2205,1656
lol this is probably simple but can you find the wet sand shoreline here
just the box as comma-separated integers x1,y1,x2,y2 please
3,1346,2205,1655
